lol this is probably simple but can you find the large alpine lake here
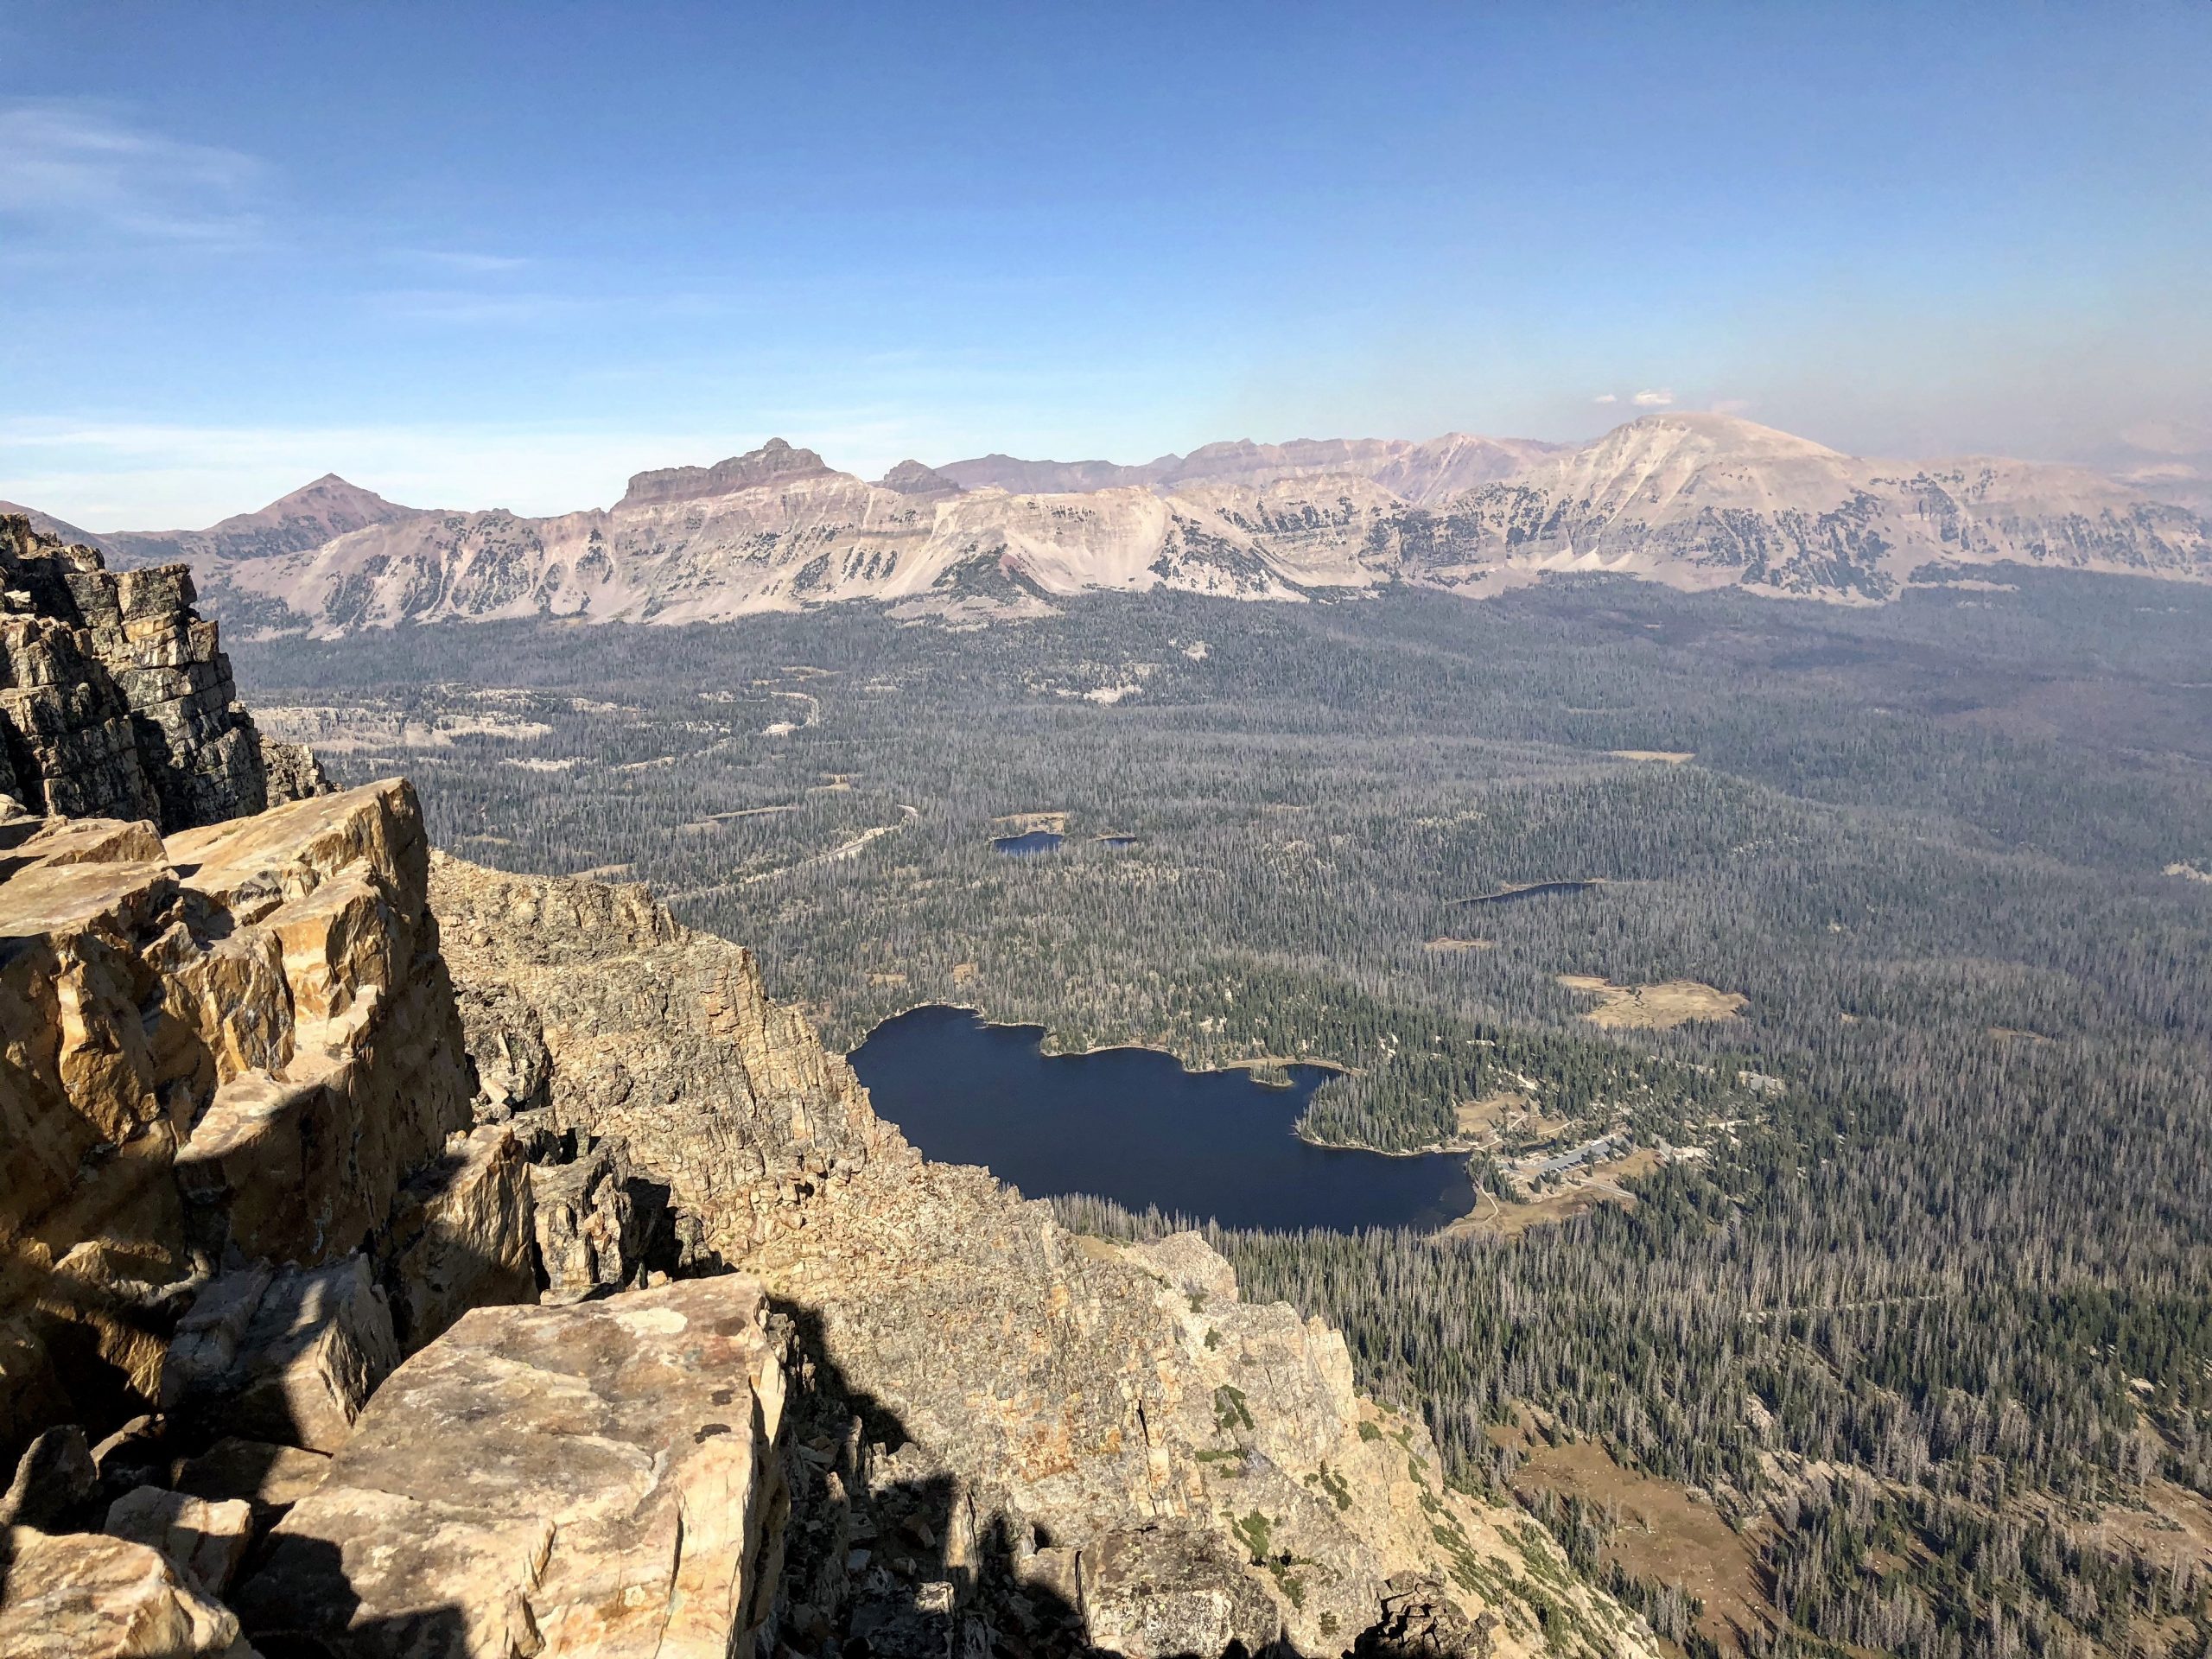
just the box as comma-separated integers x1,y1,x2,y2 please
848,1005,1476,1231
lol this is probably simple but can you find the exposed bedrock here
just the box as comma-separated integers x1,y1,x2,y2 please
232,1274,790,1658
0,515,319,830
0,779,480,1465
435,858,1654,1659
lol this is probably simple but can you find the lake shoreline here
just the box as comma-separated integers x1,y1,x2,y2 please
849,1004,1475,1233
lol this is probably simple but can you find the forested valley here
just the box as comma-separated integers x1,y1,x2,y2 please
228,568,2212,1659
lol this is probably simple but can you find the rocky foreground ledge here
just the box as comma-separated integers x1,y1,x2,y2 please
0,520,1652,1658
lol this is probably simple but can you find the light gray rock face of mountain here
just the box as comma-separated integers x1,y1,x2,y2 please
937,433,1561,503
156,418,2212,634
1412,413,2212,600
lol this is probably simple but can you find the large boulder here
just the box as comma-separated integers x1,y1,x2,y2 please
0,1524,256,1656
529,1135,642,1304
103,1483,256,1595
232,1273,790,1658
171,1437,331,1530
382,1123,538,1347
162,1257,400,1453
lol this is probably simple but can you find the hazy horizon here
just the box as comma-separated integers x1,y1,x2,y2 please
3,0,2208,527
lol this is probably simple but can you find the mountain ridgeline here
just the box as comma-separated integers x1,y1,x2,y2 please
20,413,2210,637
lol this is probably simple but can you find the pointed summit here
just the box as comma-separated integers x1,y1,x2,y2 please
93,472,419,567
207,473,411,540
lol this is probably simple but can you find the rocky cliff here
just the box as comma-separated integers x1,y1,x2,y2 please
424,857,1657,1659
1,516,326,828
0,534,1654,1656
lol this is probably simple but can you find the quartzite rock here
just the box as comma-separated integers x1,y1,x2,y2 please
233,1274,790,1659
382,1123,538,1347
172,1437,331,1529
1,515,271,830
162,1256,401,1453
430,854,895,1266
0,779,475,1466
104,1483,256,1594
529,1135,642,1304
259,737,333,804
0,1524,256,1656
0,1422,98,1529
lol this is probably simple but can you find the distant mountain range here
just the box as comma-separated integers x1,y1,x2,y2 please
10,413,2209,634
937,432,1563,503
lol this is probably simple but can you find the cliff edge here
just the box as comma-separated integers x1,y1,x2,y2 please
0,522,1651,1658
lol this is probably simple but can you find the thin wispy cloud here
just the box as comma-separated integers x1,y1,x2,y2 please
1632,388,1675,407
1592,392,1618,404
392,249,534,274
0,99,266,245
368,288,595,326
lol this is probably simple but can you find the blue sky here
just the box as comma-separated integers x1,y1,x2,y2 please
3,1,2208,527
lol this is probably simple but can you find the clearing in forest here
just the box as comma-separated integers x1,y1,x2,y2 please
1507,1433,1775,1654
990,810,1070,835
1424,936,1497,953
1606,749,1696,764
1448,1146,1659,1238
1451,1091,1559,1143
1559,975,1747,1028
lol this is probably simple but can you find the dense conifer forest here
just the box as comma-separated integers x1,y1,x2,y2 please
231,568,2212,1658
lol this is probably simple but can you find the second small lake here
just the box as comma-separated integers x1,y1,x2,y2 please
848,1005,1475,1231
991,830,1065,856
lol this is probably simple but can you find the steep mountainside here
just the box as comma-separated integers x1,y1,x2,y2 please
1414,413,2212,598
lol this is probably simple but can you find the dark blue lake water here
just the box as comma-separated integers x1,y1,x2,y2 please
848,1005,1475,1231
991,831,1065,856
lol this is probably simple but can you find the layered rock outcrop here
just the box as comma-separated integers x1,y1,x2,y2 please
430,855,894,1268
0,779,475,1465
0,516,294,829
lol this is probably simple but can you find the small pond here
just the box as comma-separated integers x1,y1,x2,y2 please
848,1005,1475,1231
991,830,1065,856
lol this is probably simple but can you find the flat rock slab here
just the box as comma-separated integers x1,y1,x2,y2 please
232,1273,788,1659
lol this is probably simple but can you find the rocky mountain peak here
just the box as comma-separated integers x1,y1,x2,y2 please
618,437,836,509
876,458,963,496
213,473,402,535
1601,409,1850,461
